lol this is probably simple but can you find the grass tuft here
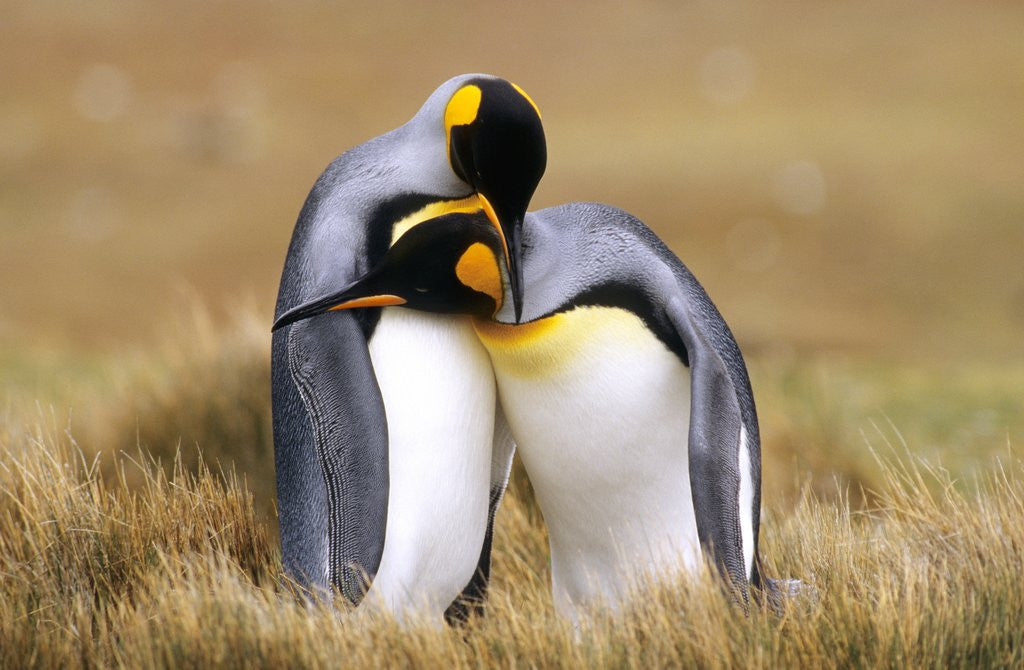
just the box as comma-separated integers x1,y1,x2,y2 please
2,401,1023,667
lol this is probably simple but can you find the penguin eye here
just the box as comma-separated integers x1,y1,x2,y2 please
415,287,429,293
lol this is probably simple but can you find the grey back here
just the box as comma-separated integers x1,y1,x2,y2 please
499,202,762,587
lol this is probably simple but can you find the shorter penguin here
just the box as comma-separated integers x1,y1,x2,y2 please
276,206,762,619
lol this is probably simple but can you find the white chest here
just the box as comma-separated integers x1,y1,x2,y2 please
475,306,702,616
364,308,496,622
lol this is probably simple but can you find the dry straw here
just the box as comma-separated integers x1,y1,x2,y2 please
2,402,1023,668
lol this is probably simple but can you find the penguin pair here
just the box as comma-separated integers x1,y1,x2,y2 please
276,204,762,620
272,74,544,624
272,74,762,623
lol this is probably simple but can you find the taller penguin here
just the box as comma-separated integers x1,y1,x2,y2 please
272,74,545,623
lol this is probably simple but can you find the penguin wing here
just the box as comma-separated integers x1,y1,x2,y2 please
664,293,749,593
270,150,400,601
273,313,389,603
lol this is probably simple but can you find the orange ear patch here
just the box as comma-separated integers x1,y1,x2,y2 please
455,242,503,306
444,84,482,157
445,85,482,129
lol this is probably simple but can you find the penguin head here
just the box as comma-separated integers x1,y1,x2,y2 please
272,213,505,331
428,75,545,323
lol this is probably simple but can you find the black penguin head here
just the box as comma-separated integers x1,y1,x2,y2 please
444,77,546,323
272,213,505,331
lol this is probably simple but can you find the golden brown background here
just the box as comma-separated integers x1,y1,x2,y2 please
3,2,1023,509
4,1,1022,354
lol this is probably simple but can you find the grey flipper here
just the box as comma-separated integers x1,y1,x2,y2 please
270,140,397,601
272,328,329,591
279,314,389,603
445,406,517,623
665,295,748,595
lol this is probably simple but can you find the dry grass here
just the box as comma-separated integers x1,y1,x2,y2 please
3,397,1023,668
83,300,276,521
1,312,1022,668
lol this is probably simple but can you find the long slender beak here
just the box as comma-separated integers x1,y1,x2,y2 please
272,286,405,332
478,194,525,322
507,219,524,323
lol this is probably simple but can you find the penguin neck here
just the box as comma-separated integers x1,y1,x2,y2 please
279,131,469,333
387,195,482,246
490,210,565,325
354,124,476,266
492,205,623,325
484,203,689,364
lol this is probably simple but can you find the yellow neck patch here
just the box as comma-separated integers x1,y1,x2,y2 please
474,312,563,347
389,195,482,246
473,312,568,377
474,307,653,378
455,242,503,308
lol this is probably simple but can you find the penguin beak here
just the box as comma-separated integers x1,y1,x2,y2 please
272,281,405,331
448,114,540,324
478,193,525,323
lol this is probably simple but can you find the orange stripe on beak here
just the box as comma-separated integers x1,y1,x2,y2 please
328,295,407,310
477,193,512,274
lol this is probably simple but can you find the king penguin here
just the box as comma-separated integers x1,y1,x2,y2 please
271,74,545,623
275,206,763,620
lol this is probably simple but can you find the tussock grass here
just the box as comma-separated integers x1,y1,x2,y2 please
0,414,274,668
3,406,1022,667
75,301,277,524
3,309,1021,666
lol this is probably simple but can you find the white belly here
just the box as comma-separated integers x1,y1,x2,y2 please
475,306,701,618
364,308,495,623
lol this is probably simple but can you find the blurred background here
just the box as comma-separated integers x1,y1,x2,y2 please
2,1,1022,525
